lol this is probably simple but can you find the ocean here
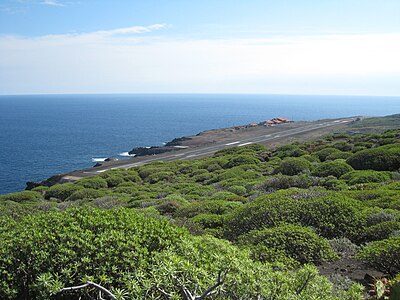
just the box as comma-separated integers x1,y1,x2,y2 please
1,94,400,195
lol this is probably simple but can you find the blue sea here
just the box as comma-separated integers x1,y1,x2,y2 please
1,94,400,195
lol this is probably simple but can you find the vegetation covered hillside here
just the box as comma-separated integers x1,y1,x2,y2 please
2,129,400,299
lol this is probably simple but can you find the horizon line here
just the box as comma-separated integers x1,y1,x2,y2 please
1,92,400,98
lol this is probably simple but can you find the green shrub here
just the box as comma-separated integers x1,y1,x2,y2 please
258,174,314,191
312,159,354,178
367,210,398,226
319,176,348,190
228,185,247,196
211,191,247,202
76,176,108,189
314,148,343,162
245,244,299,268
155,200,181,215
113,185,140,195
124,172,142,183
340,170,393,185
224,154,261,168
190,213,225,229
274,144,307,159
0,207,184,299
300,196,365,239
66,188,106,201
227,191,364,240
104,175,124,187
45,183,82,201
326,152,353,161
239,224,337,264
351,146,367,153
146,171,175,183
347,145,400,171
0,207,361,299
301,154,320,163
0,191,43,203
175,200,242,218
275,157,312,176
360,221,400,243
333,142,353,152
357,236,400,275
31,186,49,193
224,191,302,239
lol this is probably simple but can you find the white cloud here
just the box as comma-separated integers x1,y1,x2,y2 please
0,27,400,95
40,0,65,6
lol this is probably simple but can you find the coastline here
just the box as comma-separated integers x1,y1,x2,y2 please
26,116,362,190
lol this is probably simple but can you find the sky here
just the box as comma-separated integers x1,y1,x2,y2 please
0,0,400,96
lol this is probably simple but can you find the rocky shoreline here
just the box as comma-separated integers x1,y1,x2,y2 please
24,117,302,190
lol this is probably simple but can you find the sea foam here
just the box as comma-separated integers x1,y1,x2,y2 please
92,158,107,162
119,152,136,157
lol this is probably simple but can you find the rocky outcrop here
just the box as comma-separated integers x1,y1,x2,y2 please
165,136,192,146
93,157,118,167
129,146,176,156
26,174,69,190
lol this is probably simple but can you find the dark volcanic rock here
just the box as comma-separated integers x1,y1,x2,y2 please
129,146,176,156
165,136,192,146
26,174,67,190
105,157,118,162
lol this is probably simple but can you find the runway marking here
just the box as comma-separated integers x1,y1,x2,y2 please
238,142,254,147
225,141,240,145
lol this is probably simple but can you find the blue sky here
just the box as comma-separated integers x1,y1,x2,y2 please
1,0,400,95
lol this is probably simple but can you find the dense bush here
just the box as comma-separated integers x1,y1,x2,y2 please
224,154,261,168
332,141,353,152
226,191,365,240
0,191,43,203
175,200,242,218
347,145,400,171
44,183,82,201
104,175,125,187
319,176,348,190
340,170,393,185
258,174,314,191
359,220,400,242
66,188,106,201
274,144,307,158
326,151,353,161
0,207,184,299
275,157,312,176
300,196,365,239
239,224,337,264
224,191,302,239
228,185,247,196
312,159,354,178
314,148,344,162
0,207,362,300
357,236,400,275
190,213,225,229
75,176,108,189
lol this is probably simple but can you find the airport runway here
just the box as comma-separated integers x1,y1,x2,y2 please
63,117,354,180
